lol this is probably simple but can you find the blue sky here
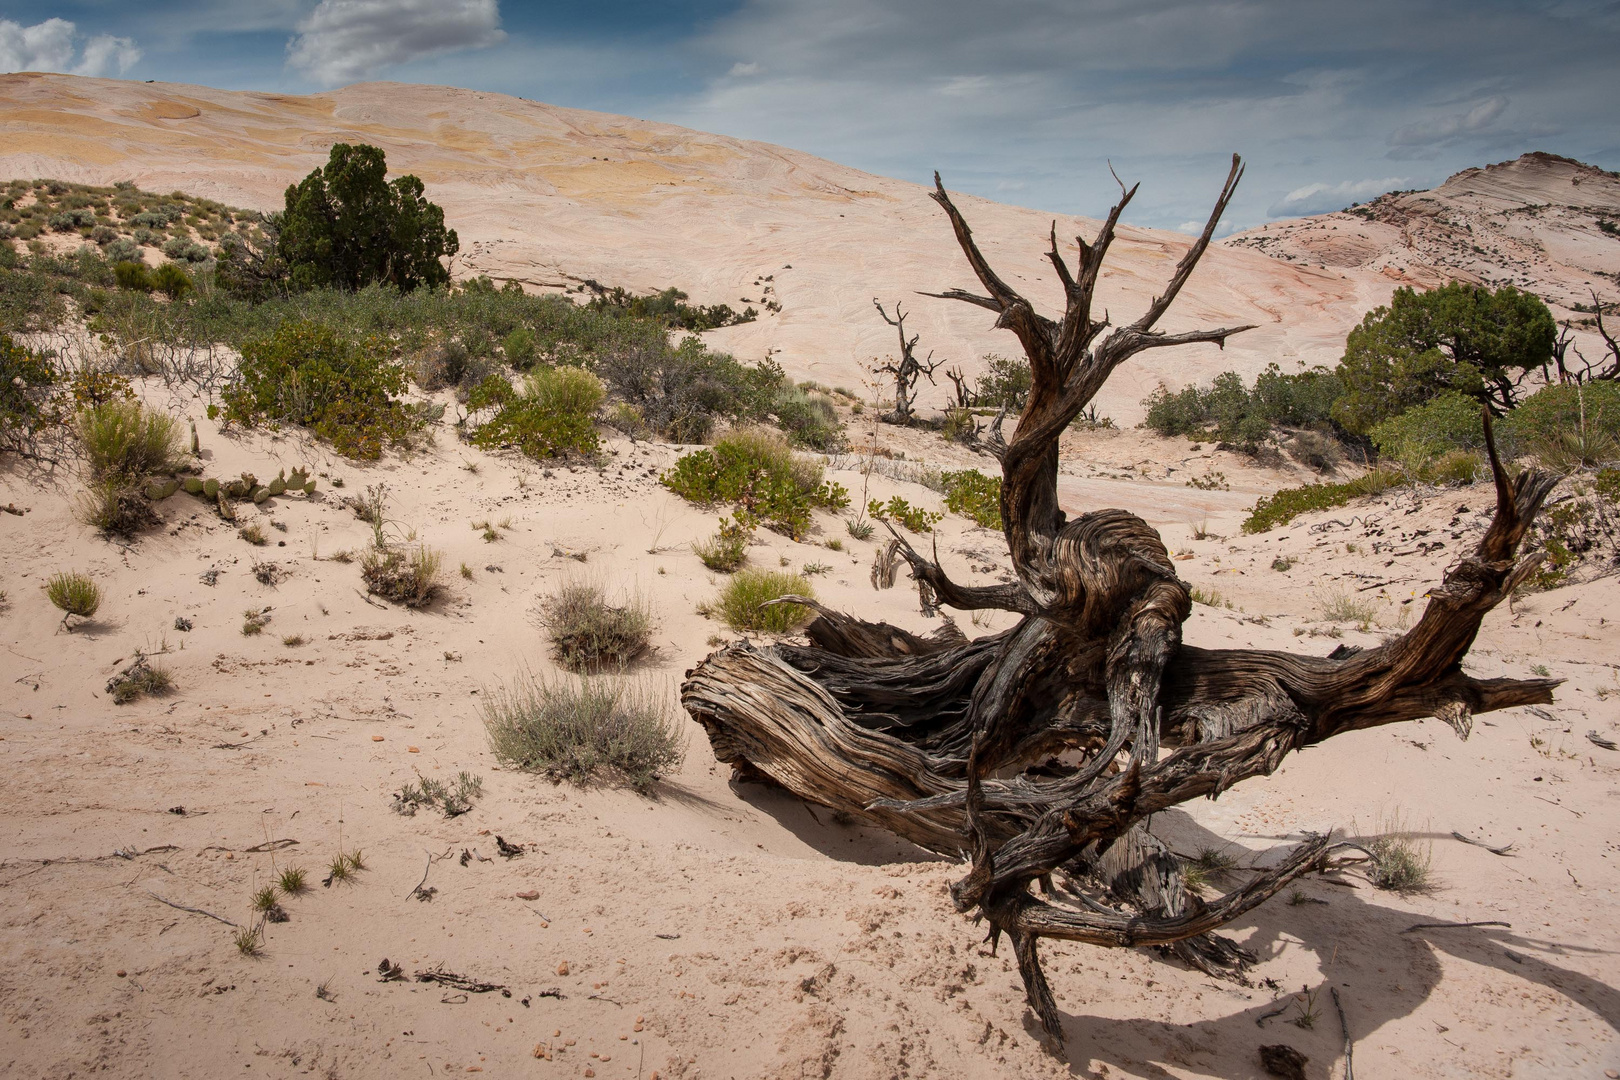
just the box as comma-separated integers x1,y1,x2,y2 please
3,0,1617,233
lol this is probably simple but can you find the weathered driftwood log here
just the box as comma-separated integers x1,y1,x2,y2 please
680,155,1559,1047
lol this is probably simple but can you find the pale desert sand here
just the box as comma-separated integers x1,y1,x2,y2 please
1,74,1619,1080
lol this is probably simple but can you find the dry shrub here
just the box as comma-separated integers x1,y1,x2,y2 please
483,673,684,792
75,398,185,484
540,580,653,670
46,570,101,624
361,545,442,607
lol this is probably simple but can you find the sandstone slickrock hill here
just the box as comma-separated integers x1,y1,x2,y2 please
1225,152,1620,321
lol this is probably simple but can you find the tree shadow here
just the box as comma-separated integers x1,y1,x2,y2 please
727,773,948,866
1038,811,1619,1077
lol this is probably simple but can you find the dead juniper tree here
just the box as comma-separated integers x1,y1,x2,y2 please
871,297,944,424
681,155,1560,1048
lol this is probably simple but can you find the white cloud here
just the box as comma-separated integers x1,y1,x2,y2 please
728,61,762,77
938,74,992,97
1390,96,1509,147
286,0,506,85
0,18,137,76
75,35,142,77
1268,175,1411,217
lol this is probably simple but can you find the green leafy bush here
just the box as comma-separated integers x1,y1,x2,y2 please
769,385,844,451
502,326,537,368
662,429,848,539
942,469,1002,529
151,262,193,300
222,320,419,459
1369,391,1484,469
586,284,755,331
1332,282,1556,433
1500,381,1620,469
596,336,786,444
467,365,604,460
1243,468,1403,533
972,354,1032,409
1143,366,1340,452
114,260,153,292
483,673,684,792
711,569,814,633
868,495,943,533
0,332,57,455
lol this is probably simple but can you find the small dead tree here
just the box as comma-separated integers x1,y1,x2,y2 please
1554,292,1620,384
872,298,944,423
683,156,1558,1049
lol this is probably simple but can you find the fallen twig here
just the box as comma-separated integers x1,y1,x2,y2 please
1400,920,1511,935
1255,999,1293,1027
243,838,298,853
415,966,509,995
212,733,268,750
1451,831,1516,856
1586,730,1617,751
405,847,454,902
145,891,238,927
1331,987,1353,1080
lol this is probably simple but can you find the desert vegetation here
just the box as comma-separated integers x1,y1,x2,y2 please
483,673,685,792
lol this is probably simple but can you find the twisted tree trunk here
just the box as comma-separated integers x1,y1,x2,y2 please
680,156,1559,1047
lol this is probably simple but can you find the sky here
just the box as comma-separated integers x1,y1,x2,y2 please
2,0,1617,234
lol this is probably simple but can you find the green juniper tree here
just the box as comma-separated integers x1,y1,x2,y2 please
277,143,458,293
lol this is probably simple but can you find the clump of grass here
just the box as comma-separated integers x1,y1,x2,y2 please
1317,588,1378,627
1180,846,1241,892
825,538,843,552
460,561,474,580
75,398,186,484
251,885,279,913
242,608,270,635
694,515,751,572
47,571,102,628
239,523,267,546
711,569,814,633
361,545,442,607
326,855,352,885
277,866,309,895
75,480,160,537
1363,818,1434,893
393,771,484,817
1188,585,1226,608
846,517,875,541
1271,555,1296,572
109,656,172,704
234,923,263,957
343,850,365,872
483,673,685,793
540,580,653,670
282,634,305,647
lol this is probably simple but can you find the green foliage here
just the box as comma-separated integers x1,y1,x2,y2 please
47,571,101,619
1500,381,1620,469
662,429,848,539
1332,282,1556,433
868,495,943,533
596,336,789,444
0,332,57,454
972,353,1032,409
222,320,419,459
278,143,458,292
502,326,537,368
392,771,483,817
1243,468,1403,533
1364,824,1434,893
467,365,604,460
113,260,153,292
694,515,752,572
360,545,442,608
586,284,755,331
1522,467,1619,590
151,261,193,300
1143,365,1340,452
75,398,185,484
941,469,1002,529
277,867,309,894
1369,391,1484,469
769,384,844,451
540,580,653,670
712,569,814,633
483,673,684,792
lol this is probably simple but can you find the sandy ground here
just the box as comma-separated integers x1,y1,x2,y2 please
2,390,1617,1080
